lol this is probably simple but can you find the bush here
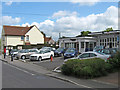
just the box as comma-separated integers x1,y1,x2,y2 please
61,58,108,79
107,52,120,70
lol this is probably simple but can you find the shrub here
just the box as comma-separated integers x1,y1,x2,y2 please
61,58,108,78
107,52,120,70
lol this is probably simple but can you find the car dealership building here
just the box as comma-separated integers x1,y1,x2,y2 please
59,30,120,53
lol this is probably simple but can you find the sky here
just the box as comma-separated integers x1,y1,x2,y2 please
0,0,119,41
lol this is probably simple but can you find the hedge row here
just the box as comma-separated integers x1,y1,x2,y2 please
61,52,120,79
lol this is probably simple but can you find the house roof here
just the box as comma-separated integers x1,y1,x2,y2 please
3,25,34,36
45,37,52,42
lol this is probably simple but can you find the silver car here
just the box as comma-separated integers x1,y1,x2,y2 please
64,51,111,62
15,49,39,60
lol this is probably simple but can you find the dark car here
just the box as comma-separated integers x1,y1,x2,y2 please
93,45,105,52
97,48,118,58
64,48,78,59
10,49,19,57
54,48,66,57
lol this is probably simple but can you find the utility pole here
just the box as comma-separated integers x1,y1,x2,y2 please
59,33,61,39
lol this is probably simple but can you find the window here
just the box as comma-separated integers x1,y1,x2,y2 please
81,42,84,48
79,53,89,58
90,53,97,57
107,38,109,42
26,35,29,41
21,36,24,41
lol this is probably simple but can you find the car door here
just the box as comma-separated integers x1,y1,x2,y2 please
25,50,31,58
43,50,51,59
89,53,97,58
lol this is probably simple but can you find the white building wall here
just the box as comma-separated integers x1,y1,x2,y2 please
6,36,24,46
25,26,44,44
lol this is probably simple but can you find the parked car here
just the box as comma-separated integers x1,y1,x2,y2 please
93,45,105,52
30,50,54,61
10,49,19,57
40,47,55,52
54,47,66,57
64,51,111,62
15,49,39,60
64,48,78,59
97,48,118,58
40,47,56,54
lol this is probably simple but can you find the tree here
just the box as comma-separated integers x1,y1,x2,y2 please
81,31,91,36
104,27,113,32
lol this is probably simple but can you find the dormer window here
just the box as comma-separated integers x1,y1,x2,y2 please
21,36,24,41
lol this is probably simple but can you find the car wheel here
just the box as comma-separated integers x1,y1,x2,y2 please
38,57,42,61
21,55,26,60
16,57,19,60
60,53,63,57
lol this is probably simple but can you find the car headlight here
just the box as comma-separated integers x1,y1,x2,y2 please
72,54,74,56
58,52,61,54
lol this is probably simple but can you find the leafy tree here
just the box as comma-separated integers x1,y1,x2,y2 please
104,27,113,32
81,31,91,36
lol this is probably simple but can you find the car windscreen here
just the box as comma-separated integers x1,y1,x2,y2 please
19,50,29,53
66,49,75,53
95,51,105,55
39,50,46,54
11,49,18,52
29,50,38,52
57,48,64,52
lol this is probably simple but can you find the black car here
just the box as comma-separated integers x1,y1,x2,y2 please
54,48,66,57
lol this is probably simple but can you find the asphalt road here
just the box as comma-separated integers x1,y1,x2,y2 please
2,62,82,88
30,57,64,71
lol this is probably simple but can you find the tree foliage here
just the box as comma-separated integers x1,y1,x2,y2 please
104,27,113,32
81,31,91,36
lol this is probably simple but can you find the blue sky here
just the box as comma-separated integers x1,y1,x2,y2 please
1,1,119,40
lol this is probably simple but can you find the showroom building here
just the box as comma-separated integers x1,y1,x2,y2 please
58,30,120,53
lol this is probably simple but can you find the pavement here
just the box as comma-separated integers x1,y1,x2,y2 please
0,55,119,89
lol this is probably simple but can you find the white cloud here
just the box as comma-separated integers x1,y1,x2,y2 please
20,6,118,40
1,16,21,25
52,11,78,19
71,0,100,6
5,1,13,6
53,6,118,39
0,16,21,37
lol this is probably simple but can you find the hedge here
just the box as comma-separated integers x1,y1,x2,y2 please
61,58,110,79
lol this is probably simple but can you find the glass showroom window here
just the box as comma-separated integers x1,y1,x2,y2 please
81,42,84,48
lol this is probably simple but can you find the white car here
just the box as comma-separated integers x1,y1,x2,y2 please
64,51,111,62
30,50,54,61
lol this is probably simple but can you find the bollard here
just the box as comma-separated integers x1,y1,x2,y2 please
11,54,13,61
50,56,53,62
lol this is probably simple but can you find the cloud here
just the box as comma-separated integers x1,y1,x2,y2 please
53,6,118,39
71,0,100,6
5,1,13,6
52,11,78,19
20,6,118,41
0,16,21,25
